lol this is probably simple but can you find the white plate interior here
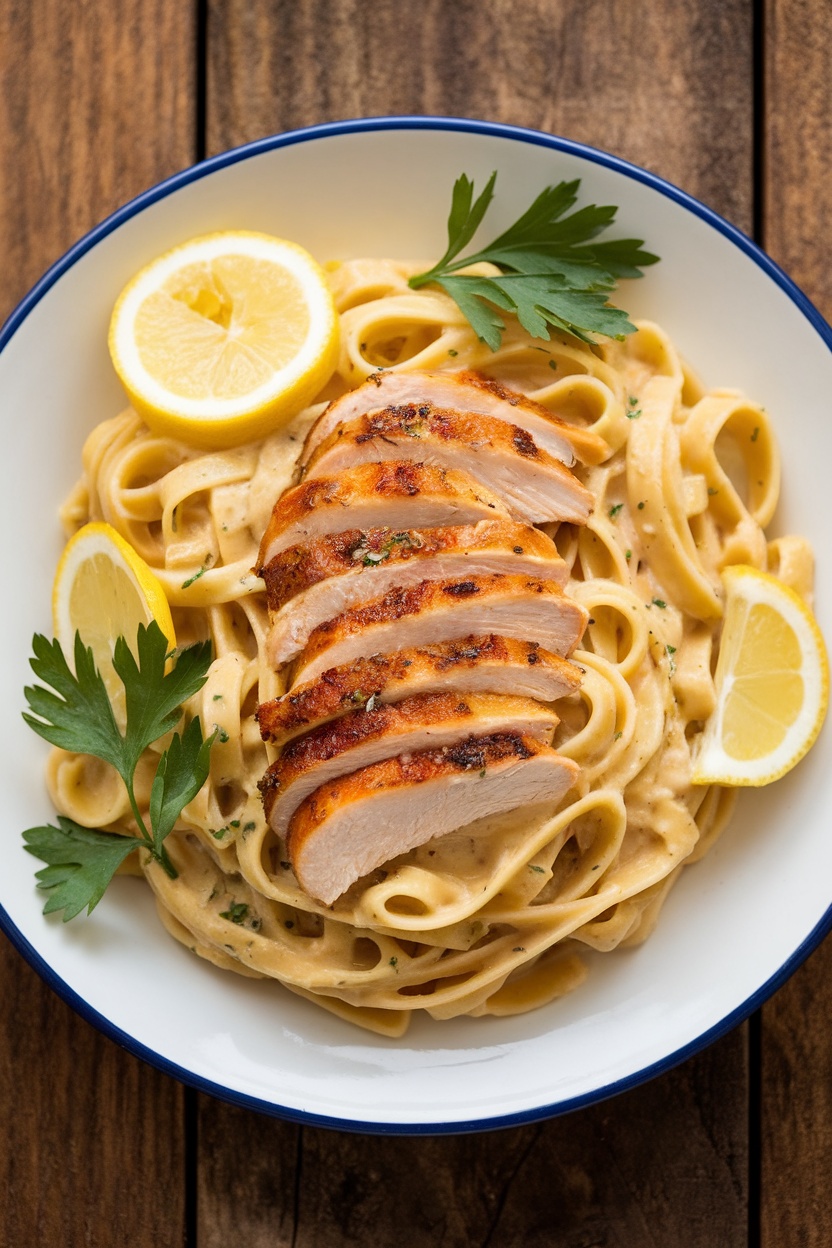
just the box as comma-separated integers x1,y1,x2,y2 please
1,121,830,1130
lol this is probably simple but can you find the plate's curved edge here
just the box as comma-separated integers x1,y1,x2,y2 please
2,890,832,1136
3,115,832,357
3,114,832,1135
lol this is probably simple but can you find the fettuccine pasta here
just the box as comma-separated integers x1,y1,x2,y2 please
50,258,806,1037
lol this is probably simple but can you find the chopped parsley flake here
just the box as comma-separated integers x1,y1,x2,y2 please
220,902,249,924
608,503,624,519
182,555,213,589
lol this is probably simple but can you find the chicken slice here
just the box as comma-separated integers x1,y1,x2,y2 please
257,636,582,747
291,574,588,686
288,732,581,905
259,691,558,837
300,369,608,468
256,461,511,568
302,404,593,526
263,521,568,664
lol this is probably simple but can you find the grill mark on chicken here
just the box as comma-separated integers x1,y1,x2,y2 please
256,636,582,746
287,732,580,905
441,580,479,596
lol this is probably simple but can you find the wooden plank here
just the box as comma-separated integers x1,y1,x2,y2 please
0,0,196,314
206,0,754,229
0,2,196,1244
197,1037,747,1248
760,3,832,1243
202,2,754,1244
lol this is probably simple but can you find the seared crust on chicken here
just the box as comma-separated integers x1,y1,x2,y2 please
257,636,582,746
263,521,569,664
290,574,588,685
261,519,566,610
259,692,559,836
287,732,581,905
256,461,511,569
300,368,608,469
302,404,593,525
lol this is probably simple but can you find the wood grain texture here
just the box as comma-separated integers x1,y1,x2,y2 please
206,0,754,231
760,3,832,1243
0,944,187,1248
0,2,195,1245
0,0,196,314
196,1033,747,1248
201,2,754,1244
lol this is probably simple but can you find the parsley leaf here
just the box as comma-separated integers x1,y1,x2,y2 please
410,172,659,350
23,818,140,921
22,621,215,918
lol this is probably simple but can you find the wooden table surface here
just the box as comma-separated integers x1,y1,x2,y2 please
1,1,831,1244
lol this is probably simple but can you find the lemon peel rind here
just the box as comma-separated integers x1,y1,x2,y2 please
691,565,829,787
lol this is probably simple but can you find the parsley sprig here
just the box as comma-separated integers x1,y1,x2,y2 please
409,172,659,350
22,622,215,920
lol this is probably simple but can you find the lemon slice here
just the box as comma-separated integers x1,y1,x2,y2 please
692,565,828,786
108,231,339,447
53,522,176,724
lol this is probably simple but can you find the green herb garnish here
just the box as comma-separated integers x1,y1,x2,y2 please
220,902,250,925
21,622,214,920
409,172,659,350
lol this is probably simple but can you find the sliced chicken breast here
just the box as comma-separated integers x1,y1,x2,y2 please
288,732,581,905
300,369,608,468
256,461,511,569
259,691,558,837
302,404,593,526
290,574,588,686
263,521,568,664
257,636,582,747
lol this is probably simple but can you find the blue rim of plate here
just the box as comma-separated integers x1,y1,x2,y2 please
2,115,832,1136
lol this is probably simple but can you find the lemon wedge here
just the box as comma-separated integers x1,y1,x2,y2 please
692,564,828,786
53,522,176,724
108,231,339,447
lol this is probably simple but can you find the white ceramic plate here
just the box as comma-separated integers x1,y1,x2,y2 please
2,118,830,1133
